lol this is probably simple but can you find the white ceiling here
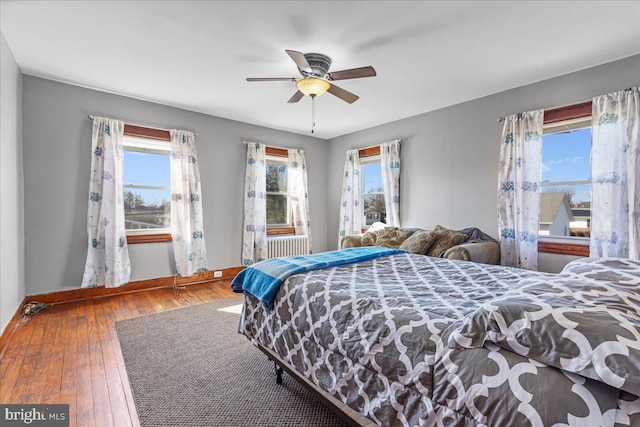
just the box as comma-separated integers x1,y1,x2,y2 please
2,1,640,139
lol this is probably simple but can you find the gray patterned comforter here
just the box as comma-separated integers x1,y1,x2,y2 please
239,253,640,426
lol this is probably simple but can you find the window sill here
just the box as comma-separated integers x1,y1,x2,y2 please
267,227,295,236
127,233,172,244
538,237,589,256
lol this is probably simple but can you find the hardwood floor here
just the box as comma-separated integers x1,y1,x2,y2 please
0,280,237,427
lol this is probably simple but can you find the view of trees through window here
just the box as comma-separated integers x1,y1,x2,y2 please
540,126,591,238
266,161,289,225
362,160,385,225
123,150,171,231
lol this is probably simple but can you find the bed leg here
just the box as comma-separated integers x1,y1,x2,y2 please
274,362,284,384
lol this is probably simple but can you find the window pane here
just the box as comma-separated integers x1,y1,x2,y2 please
363,194,386,225
362,162,383,193
540,185,590,238
124,189,171,230
124,151,170,187
266,194,288,225
124,150,171,232
540,126,591,238
362,161,386,225
266,163,287,193
541,127,591,182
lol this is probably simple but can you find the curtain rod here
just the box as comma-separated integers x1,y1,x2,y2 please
496,98,595,123
87,115,198,136
242,140,302,152
347,138,402,153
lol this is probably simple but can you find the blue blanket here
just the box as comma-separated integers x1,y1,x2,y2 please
231,247,405,309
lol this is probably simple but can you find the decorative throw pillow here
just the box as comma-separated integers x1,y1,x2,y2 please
374,227,415,249
360,230,378,246
371,227,397,246
359,221,388,246
399,230,437,254
340,235,363,249
367,222,388,233
425,225,468,257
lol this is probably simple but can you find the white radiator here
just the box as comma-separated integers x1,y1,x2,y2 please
267,235,309,258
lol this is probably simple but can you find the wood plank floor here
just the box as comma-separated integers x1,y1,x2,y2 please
0,281,237,427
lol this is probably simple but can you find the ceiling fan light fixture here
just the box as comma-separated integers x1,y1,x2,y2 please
296,77,330,96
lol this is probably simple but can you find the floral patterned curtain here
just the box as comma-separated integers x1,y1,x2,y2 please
591,87,640,259
170,129,208,276
380,139,401,227
288,148,312,253
338,149,362,248
81,117,130,288
242,142,267,265
497,110,544,270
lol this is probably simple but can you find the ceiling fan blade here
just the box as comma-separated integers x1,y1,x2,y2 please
287,90,304,103
328,66,377,81
285,50,313,74
246,77,297,82
327,84,359,104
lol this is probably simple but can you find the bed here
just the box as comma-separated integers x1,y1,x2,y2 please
233,249,640,426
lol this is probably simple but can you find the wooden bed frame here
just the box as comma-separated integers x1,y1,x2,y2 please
255,343,375,426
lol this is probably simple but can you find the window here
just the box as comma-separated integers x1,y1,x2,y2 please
538,101,592,256
264,146,294,235
123,134,172,243
265,156,289,226
361,154,386,226
541,122,591,237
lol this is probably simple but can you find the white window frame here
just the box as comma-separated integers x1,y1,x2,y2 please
122,135,172,236
360,154,385,226
539,116,591,244
265,155,291,228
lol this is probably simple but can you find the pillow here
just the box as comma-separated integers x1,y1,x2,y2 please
374,227,414,249
360,230,378,246
360,222,389,246
340,235,363,249
449,275,640,395
367,222,388,233
425,225,468,257
560,257,640,285
399,230,437,254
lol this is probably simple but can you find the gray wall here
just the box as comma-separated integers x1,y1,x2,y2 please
22,77,328,295
326,54,640,272
0,32,25,333
17,53,640,300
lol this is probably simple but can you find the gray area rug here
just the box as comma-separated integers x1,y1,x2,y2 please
116,296,349,427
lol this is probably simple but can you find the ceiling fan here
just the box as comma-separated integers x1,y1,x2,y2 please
246,50,376,104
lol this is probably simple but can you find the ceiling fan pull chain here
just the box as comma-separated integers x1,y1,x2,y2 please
311,95,316,134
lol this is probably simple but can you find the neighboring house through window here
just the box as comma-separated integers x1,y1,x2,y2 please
360,146,386,226
538,102,591,256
